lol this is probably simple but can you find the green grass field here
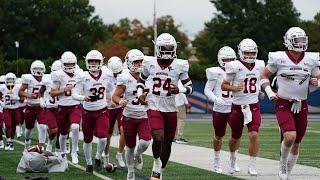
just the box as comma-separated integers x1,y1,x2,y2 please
0,120,319,179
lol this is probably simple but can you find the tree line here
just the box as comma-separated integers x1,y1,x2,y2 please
0,0,319,80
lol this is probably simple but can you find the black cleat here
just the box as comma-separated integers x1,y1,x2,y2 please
94,158,102,172
150,171,161,180
86,165,93,175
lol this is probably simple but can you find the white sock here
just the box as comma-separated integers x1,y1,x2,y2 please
136,139,150,157
249,156,256,166
84,142,93,165
125,146,135,173
7,138,12,142
16,126,21,135
59,134,67,153
71,123,79,153
287,152,299,174
38,124,47,144
25,128,32,140
152,157,162,173
104,154,109,166
214,150,220,159
230,151,236,159
280,141,292,163
95,138,107,160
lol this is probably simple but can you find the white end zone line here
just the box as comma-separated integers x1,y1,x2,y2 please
12,138,113,180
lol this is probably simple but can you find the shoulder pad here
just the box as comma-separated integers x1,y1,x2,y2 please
50,70,62,82
175,59,189,73
116,73,129,86
306,52,320,66
225,61,239,74
205,67,222,80
21,74,32,84
267,51,282,65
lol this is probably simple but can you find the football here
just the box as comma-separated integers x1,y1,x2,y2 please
27,145,42,153
105,163,117,173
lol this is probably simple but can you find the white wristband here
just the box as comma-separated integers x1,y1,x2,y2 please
260,78,270,85
137,88,143,97
178,86,187,93
265,86,276,100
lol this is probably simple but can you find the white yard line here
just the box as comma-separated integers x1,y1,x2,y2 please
12,138,113,180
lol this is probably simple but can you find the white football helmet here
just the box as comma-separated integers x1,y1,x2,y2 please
51,60,62,72
284,27,308,52
238,38,258,63
61,51,77,73
30,60,46,76
0,75,6,84
107,56,123,73
5,72,16,86
85,50,104,72
15,78,22,85
217,46,236,67
154,33,177,59
125,49,144,73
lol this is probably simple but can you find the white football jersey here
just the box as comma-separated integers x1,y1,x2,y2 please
142,56,190,112
14,83,26,107
267,51,320,100
41,74,58,108
51,69,81,106
0,84,19,109
205,67,232,113
105,69,124,110
117,71,149,119
21,74,42,105
73,70,108,111
225,60,265,105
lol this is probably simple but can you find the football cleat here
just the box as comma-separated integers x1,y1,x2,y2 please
248,164,258,176
0,140,4,149
71,152,79,164
86,165,93,175
94,159,102,172
150,171,161,180
278,159,288,180
127,172,135,180
4,142,10,151
116,153,126,167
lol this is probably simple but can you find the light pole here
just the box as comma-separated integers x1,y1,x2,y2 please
15,41,19,75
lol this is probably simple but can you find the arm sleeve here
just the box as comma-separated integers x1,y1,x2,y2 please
204,79,218,102
72,76,85,101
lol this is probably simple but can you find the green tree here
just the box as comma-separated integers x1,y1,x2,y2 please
97,16,190,59
299,12,320,52
193,0,300,65
0,0,108,60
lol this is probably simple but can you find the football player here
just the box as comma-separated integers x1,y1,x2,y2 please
221,38,265,176
260,27,320,180
14,78,26,138
72,50,109,174
38,60,62,152
102,56,126,168
19,60,46,149
136,33,193,180
113,49,151,180
50,51,81,164
204,46,240,173
0,72,21,150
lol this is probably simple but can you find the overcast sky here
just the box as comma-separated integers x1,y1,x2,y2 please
89,0,319,39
